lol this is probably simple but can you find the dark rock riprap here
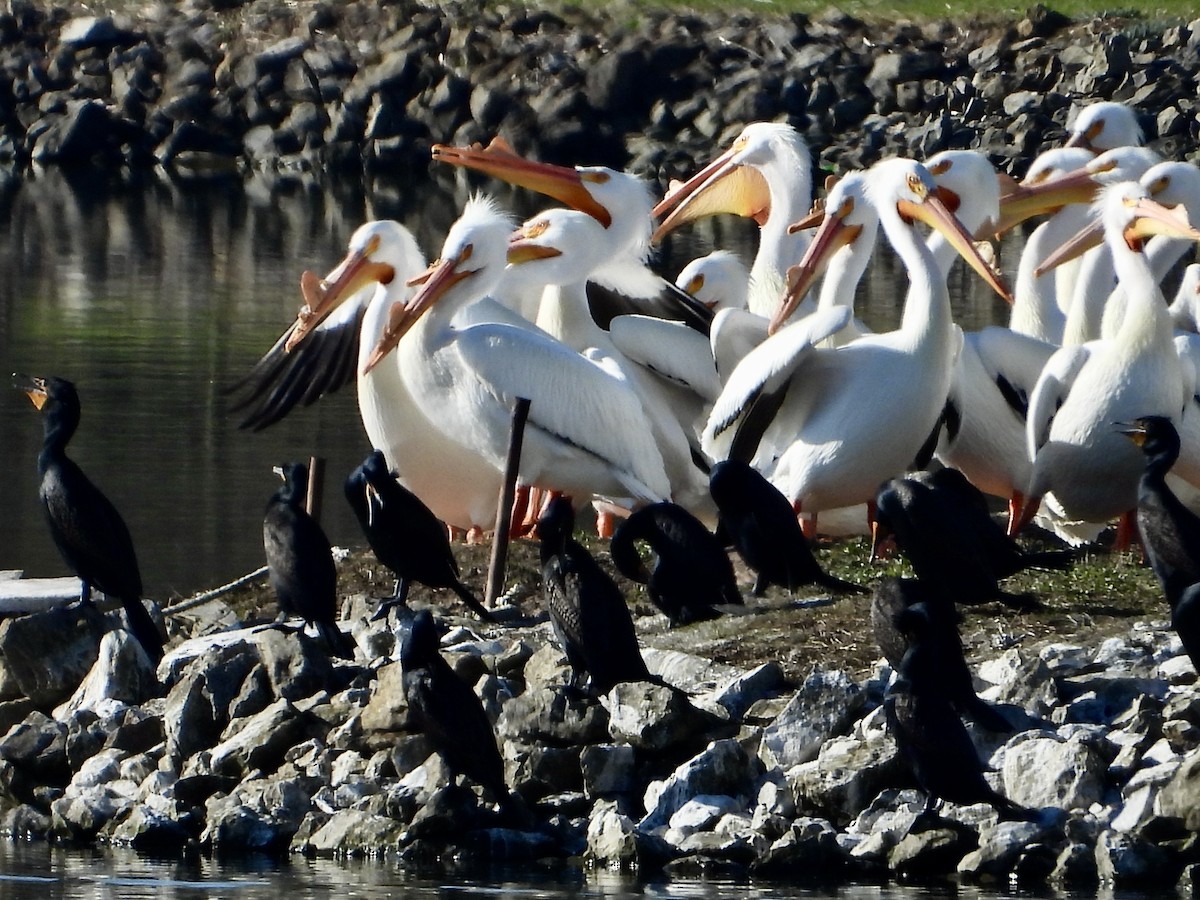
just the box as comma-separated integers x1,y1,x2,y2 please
1,1,1197,183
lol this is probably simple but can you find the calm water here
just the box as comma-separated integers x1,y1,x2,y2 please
0,166,1011,601
0,841,1165,900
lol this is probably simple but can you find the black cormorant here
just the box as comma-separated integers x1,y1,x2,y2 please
537,497,656,694
885,602,1035,821
263,461,355,660
401,608,518,810
709,459,865,597
345,450,494,623
609,501,742,626
1118,416,1200,667
872,577,1013,733
13,374,164,663
872,470,1071,610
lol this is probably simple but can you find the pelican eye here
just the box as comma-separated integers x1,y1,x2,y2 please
365,234,382,256
927,159,952,176
459,244,474,263
1092,158,1118,174
836,196,855,219
1086,119,1105,141
906,173,927,198
1147,176,1170,196
525,219,551,239
581,170,610,184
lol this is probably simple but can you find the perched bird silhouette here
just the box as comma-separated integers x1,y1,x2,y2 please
872,577,1013,733
872,469,1072,610
709,459,865,596
344,450,494,624
13,374,164,663
263,461,355,660
885,601,1036,822
537,497,657,694
400,608,520,813
1118,416,1200,667
610,501,743,625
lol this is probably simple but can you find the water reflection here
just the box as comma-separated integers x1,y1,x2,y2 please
0,166,1018,600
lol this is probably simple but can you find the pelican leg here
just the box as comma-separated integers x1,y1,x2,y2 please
794,501,818,541
448,524,466,543
1006,490,1026,537
1114,509,1139,553
509,485,535,538
466,525,486,544
1008,492,1043,537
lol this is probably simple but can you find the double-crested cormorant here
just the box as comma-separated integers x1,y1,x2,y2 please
263,462,355,660
13,374,164,663
401,608,517,809
872,470,1071,610
610,501,743,626
885,602,1035,821
872,577,1013,733
708,459,865,596
344,450,494,623
537,497,655,694
1118,416,1200,667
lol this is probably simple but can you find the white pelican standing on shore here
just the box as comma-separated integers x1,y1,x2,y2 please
363,195,672,512
1015,182,1200,542
704,158,1011,535
652,122,814,321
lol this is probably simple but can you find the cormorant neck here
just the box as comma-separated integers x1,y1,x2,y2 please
38,402,78,471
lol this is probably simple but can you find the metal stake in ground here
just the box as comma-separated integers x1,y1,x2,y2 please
306,456,325,521
486,397,531,606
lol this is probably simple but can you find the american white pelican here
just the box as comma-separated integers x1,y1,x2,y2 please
674,250,750,312
704,158,1009,533
652,122,814,320
1016,182,1200,539
504,207,713,518
365,196,673,510
431,139,711,332
268,220,509,536
1043,146,1162,345
1065,101,1144,153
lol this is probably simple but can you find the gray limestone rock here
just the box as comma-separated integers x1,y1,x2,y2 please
999,733,1107,812
641,739,757,831
0,605,107,707
760,670,864,769
602,682,721,753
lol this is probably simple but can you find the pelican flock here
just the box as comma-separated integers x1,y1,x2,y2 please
230,99,1200,561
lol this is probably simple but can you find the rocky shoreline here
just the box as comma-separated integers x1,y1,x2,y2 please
3,0,1199,187
0,551,1197,890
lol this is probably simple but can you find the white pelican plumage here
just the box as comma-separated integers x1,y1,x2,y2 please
652,122,814,320
1016,182,1200,539
1066,100,1144,153
504,207,713,518
365,196,672,510
268,220,510,536
704,158,1010,533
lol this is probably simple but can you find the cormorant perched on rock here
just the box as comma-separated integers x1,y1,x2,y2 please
1118,416,1200,667
709,459,865,597
13,374,164,663
537,497,656,694
872,577,1013,733
263,461,355,660
872,470,1072,610
610,501,742,626
345,450,494,624
885,602,1036,821
401,608,518,811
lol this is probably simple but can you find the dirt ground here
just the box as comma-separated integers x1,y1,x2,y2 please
216,525,1167,687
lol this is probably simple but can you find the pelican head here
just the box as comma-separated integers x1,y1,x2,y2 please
284,220,422,352
364,196,515,373
924,150,1001,238
505,207,611,288
1066,101,1144,153
652,122,811,242
675,250,750,312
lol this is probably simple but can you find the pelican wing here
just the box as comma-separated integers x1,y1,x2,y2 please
969,326,1058,419
226,295,367,431
710,307,771,381
608,314,722,401
456,323,671,501
1176,333,1200,409
703,305,851,455
1025,343,1093,458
